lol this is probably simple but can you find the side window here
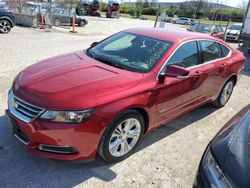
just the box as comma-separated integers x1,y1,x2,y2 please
200,40,221,63
166,41,199,69
220,44,230,57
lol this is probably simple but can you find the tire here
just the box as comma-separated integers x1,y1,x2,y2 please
54,18,60,26
98,110,145,163
0,19,11,34
212,79,235,107
79,20,86,27
172,21,176,24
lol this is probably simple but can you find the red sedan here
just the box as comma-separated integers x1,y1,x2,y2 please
6,28,246,162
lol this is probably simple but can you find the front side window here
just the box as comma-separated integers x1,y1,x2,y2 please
200,40,221,63
165,41,199,69
87,32,173,73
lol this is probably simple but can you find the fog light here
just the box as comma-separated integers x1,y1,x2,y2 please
38,144,78,154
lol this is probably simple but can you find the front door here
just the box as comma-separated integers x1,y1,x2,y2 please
153,41,205,126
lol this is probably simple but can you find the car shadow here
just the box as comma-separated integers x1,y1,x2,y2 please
0,103,218,187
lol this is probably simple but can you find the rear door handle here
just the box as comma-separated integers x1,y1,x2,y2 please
220,63,227,70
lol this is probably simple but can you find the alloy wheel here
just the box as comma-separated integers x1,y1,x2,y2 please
220,80,234,105
0,20,11,33
109,118,141,157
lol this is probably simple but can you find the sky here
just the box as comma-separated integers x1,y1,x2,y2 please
159,0,248,8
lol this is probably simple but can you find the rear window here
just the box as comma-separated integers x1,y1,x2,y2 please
200,40,222,63
220,44,230,57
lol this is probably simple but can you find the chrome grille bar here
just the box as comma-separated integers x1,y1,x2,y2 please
8,90,45,123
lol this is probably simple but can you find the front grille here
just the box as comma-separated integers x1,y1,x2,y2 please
14,97,42,119
8,90,44,123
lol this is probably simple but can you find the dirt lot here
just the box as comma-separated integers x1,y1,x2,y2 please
0,17,249,188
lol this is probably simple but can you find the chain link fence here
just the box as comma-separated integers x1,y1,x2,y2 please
2,0,74,29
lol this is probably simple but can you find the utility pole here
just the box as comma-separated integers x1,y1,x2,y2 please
194,0,202,19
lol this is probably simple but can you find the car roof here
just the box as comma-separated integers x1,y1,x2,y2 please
125,27,217,43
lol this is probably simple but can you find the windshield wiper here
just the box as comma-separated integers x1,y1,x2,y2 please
94,57,126,70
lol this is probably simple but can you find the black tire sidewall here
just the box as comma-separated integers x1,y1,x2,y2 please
99,110,145,163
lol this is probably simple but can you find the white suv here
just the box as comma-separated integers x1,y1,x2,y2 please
172,17,193,25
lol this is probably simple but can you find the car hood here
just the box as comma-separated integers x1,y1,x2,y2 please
211,105,250,188
227,29,240,35
13,51,143,110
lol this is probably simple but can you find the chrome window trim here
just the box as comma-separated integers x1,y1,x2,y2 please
156,39,232,79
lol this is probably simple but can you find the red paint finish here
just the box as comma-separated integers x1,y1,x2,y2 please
9,28,246,161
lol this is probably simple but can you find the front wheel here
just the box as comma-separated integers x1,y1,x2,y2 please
0,20,11,33
98,110,145,163
212,79,234,107
54,18,60,26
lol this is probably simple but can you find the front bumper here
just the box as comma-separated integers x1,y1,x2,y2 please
226,35,239,41
5,108,104,161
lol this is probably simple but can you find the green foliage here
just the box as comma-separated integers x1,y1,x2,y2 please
120,4,133,14
129,7,136,17
119,2,245,22
100,2,107,12
142,7,157,15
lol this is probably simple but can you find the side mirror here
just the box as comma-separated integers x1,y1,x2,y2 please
211,31,218,36
158,65,190,80
90,42,99,48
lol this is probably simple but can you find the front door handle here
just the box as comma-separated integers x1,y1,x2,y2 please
193,71,202,77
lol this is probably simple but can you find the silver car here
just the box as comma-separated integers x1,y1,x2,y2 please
225,24,242,41
172,17,194,25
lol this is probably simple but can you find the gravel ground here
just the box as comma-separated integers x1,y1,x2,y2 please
0,17,249,188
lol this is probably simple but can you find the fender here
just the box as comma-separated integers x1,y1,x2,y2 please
0,16,15,27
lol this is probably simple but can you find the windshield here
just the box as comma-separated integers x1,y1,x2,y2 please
86,32,173,73
192,24,213,33
228,25,242,30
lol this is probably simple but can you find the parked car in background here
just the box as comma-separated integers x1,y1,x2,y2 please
187,23,224,39
161,16,172,23
52,9,88,27
0,7,15,33
172,17,194,25
225,23,243,41
193,104,250,188
6,28,246,163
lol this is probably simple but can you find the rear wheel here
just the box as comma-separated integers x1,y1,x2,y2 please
212,79,234,107
54,19,60,26
98,110,145,163
79,20,86,27
0,20,11,33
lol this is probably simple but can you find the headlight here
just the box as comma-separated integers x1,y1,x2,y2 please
40,109,94,123
202,150,232,188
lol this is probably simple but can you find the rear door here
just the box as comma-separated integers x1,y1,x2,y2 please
154,41,205,125
198,40,232,101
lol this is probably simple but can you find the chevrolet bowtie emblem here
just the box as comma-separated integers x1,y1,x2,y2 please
11,99,18,108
